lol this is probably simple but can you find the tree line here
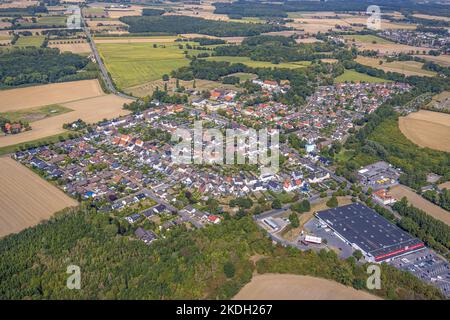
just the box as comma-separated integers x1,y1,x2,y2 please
0,47,94,88
119,15,286,37
0,205,444,299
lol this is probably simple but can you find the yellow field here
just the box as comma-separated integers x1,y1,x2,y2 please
355,56,436,77
412,14,450,22
399,110,450,152
94,37,177,44
0,157,78,238
390,185,450,226
233,274,381,300
0,94,132,148
415,54,450,68
0,79,103,112
48,41,91,54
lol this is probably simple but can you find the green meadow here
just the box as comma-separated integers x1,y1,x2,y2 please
96,41,211,89
334,70,390,83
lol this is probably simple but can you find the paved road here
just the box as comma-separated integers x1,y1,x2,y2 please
81,14,136,101
142,188,205,228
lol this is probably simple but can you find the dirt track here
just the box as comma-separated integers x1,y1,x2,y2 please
233,274,381,300
0,157,78,238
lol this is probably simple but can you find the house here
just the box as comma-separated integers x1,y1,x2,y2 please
372,189,396,205
207,215,221,224
153,204,167,214
125,213,141,224
134,227,157,244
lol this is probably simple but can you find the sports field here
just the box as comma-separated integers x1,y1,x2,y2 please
355,56,436,77
233,274,381,300
0,157,78,238
205,56,311,69
334,70,388,83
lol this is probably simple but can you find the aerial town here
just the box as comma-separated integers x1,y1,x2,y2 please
0,0,449,305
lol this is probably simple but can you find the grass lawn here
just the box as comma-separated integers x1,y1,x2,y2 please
205,56,311,69
0,104,72,123
334,69,389,83
0,131,75,156
14,36,45,47
206,56,311,69
228,72,258,81
355,56,436,77
342,34,394,44
96,42,204,89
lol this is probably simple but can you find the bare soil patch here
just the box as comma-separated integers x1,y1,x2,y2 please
0,79,103,112
0,157,78,238
399,110,450,152
390,185,450,226
233,274,381,300
0,94,132,148
48,41,91,53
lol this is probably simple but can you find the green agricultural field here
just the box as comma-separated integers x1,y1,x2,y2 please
97,41,210,89
334,69,390,83
205,56,311,69
0,104,72,123
14,36,45,47
19,16,67,27
342,34,394,44
228,72,258,81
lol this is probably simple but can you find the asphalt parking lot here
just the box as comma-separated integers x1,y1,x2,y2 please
389,248,450,297
304,218,354,259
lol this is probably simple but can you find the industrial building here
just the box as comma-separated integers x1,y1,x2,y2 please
316,203,424,263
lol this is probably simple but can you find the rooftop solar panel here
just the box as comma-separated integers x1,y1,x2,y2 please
316,203,424,261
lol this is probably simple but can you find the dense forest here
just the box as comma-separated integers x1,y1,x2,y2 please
339,106,450,188
213,0,450,18
213,35,341,62
393,198,450,258
119,15,286,37
422,189,450,212
0,205,443,299
0,47,95,88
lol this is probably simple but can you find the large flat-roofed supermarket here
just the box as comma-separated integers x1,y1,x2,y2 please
316,203,424,262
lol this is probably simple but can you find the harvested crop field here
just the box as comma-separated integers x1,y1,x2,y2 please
233,274,381,300
390,185,450,226
415,54,450,68
399,110,450,152
351,42,430,55
48,41,91,53
94,36,177,44
0,157,78,238
355,56,436,77
0,94,132,148
0,79,103,112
